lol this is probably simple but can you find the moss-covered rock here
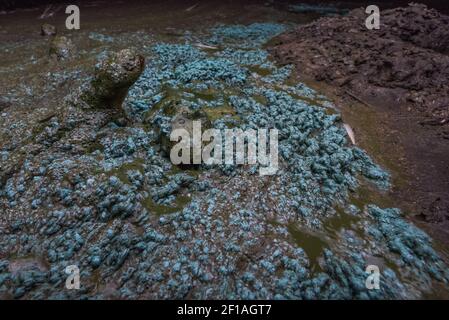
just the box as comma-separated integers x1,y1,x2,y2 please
49,36,74,60
79,49,145,111
41,23,56,37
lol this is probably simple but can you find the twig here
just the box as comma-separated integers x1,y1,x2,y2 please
38,5,63,19
343,123,356,145
38,5,52,19
194,43,218,50
344,89,372,108
186,3,199,12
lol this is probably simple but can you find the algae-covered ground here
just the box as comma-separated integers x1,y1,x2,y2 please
0,1,448,300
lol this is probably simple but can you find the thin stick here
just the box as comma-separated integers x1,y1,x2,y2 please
39,5,52,19
345,89,372,108
186,3,199,12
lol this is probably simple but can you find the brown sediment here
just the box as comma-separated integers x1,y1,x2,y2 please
269,3,449,257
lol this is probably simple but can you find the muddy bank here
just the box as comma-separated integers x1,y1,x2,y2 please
270,3,449,125
269,3,449,244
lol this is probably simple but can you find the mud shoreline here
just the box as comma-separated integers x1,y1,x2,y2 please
269,3,449,256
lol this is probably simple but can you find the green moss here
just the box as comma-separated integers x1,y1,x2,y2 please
29,119,71,144
274,84,326,108
165,165,200,179
252,94,268,106
247,65,272,77
31,122,47,138
143,88,182,121
83,141,105,154
263,36,286,50
107,158,145,184
142,194,191,216
185,87,219,102
202,104,239,122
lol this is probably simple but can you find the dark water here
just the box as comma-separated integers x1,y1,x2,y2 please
2,0,449,12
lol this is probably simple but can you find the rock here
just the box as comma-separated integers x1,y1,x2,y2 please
49,36,74,60
41,23,56,36
0,96,10,111
142,89,216,162
160,105,212,157
79,49,145,111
